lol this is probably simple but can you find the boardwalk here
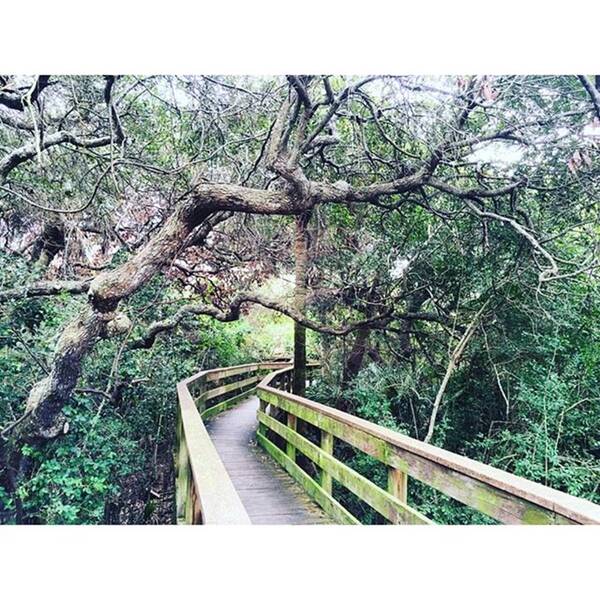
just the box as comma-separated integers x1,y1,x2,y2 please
177,362,600,525
205,396,333,524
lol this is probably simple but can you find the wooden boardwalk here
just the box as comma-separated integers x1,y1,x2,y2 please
205,396,333,524
177,363,600,525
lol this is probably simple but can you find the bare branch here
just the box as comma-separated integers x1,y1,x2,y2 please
463,199,559,281
130,292,452,350
0,76,51,111
0,279,91,303
0,130,111,181
578,75,600,121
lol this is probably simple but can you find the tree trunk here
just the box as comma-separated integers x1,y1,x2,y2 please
397,290,429,362
424,300,489,443
342,327,371,384
4,200,214,505
31,222,65,267
292,211,311,396
341,278,382,386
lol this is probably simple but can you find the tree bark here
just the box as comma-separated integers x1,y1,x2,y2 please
342,327,371,385
341,278,382,385
292,210,311,396
31,222,65,268
397,290,429,362
10,200,212,450
424,301,489,444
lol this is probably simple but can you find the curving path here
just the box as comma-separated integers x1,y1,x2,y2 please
205,396,333,524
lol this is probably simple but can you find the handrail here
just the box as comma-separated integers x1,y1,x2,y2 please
256,366,600,525
176,360,292,524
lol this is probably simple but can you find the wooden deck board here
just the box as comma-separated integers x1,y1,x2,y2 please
205,396,333,525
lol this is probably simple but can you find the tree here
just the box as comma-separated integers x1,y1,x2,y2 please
1,74,598,520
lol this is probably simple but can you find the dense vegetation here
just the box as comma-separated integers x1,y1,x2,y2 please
0,75,598,524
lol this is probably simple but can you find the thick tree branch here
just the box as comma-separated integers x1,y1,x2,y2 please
311,170,428,204
0,279,91,303
0,108,34,131
287,76,312,110
0,76,51,111
578,75,600,121
130,293,451,350
104,75,125,145
0,130,111,181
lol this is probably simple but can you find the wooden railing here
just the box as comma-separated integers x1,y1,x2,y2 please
176,361,290,524
257,366,600,525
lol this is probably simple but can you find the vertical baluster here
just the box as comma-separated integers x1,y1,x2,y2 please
387,467,408,523
387,467,408,502
185,461,194,524
320,430,334,494
258,396,268,436
196,378,206,413
191,483,202,524
286,413,297,461
175,414,189,522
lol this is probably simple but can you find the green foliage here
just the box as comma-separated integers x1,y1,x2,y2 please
2,75,600,526
308,280,600,523
0,266,258,523
15,398,144,524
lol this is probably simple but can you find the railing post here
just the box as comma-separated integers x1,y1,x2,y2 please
196,378,206,413
320,430,334,495
175,414,190,523
185,469,195,524
258,396,268,436
387,467,408,504
286,413,297,461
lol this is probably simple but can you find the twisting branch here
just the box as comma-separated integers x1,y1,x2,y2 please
0,163,111,214
301,76,379,152
426,178,559,281
0,76,51,111
578,75,600,121
104,75,125,145
0,279,91,303
463,199,559,281
0,130,111,181
427,178,523,199
130,293,393,349
130,292,453,350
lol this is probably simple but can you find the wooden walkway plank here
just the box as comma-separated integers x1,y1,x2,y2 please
205,396,333,525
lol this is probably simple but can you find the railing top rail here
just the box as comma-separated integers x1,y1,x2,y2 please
177,360,296,524
183,362,261,386
177,381,250,524
258,368,600,525
182,360,297,386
